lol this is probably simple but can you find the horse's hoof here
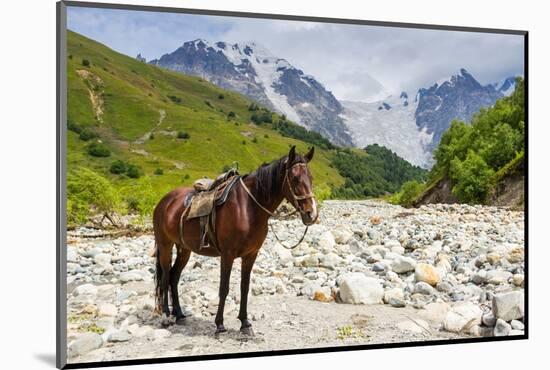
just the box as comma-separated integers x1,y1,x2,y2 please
240,326,255,336
161,314,173,328
175,316,187,325
215,325,227,335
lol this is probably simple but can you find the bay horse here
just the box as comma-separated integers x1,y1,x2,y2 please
152,146,317,335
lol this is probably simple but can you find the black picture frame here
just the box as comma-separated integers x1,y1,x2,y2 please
56,1,528,368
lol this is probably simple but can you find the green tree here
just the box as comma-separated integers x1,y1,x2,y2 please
67,167,122,224
450,151,495,204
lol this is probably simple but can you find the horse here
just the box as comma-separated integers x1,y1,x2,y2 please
152,145,318,335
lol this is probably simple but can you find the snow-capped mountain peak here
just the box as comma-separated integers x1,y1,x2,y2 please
494,76,517,97
150,39,353,146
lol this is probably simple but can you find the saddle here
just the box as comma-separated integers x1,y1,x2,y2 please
180,170,240,251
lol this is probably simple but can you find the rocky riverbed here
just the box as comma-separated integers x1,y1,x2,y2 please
66,200,525,364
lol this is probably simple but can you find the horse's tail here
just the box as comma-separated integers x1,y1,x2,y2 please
154,245,162,313
152,205,163,313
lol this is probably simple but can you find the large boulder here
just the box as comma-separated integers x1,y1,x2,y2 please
443,302,482,333
68,333,103,357
492,291,524,321
338,273,383,305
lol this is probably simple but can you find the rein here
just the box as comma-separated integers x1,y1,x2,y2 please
239,162,315,249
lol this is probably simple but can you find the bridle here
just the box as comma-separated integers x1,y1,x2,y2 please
239,160,317,249
282,162,316,215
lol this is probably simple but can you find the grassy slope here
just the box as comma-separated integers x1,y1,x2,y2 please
67,31,344,198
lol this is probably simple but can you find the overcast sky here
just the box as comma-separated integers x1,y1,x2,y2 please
67,6,524,102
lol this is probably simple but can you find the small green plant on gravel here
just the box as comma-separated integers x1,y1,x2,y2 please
336,325,363,340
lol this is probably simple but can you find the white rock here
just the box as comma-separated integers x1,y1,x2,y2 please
316,231,336,252
494,319,511,336
272,244,293,265
73,284,97,297
482,312,496,327
471,270,487,285
108,329,131,342
332,225,354,244
391,256,416,274
384,288,406,307
68,333,103,357
98,303,118,317
396,319,430,333
511,319,524,331
414,281,435,295
67,248,79,263
486,270,513,285
94,253,112,266
443,302,482,333
339,273,383,305
319,252,342,270
119,271,144,283
492,291,524,321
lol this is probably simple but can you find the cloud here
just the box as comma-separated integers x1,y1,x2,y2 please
67,6,524,102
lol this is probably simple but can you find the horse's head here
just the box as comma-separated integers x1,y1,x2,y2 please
283,146,318,226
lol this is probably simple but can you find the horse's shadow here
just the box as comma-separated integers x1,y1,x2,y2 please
159,315,264,343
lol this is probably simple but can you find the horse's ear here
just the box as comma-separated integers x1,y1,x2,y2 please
304,147,315,162
288,145,296,164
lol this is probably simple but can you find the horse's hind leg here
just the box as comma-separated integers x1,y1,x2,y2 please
170,245,191,324
157,241,173,327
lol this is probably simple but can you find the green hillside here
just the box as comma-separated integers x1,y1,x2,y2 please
66,30,427,225
66,31,349,223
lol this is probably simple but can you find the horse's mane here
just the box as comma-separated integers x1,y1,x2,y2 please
250,153,305,205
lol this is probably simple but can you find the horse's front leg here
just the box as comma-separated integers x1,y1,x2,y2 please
238,252,258,336
215,255,234,334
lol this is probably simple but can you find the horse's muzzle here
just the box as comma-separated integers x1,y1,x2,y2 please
300,210,318,226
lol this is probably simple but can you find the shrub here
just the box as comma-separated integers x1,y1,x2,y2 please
154,168,164,175
450,151,495,204
78,129,98,141
67,120,81,133
82,59,90,67
252,137,258,143
248,103,259,111
167,95,182,103
177,131,190,139
125,164,142,179
149,133,154,140
218,93,225,100
67,167,122,225
109,160,127,175
395,180,424,207
87,142,110,157
183,174,190,180
227,111,236,119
